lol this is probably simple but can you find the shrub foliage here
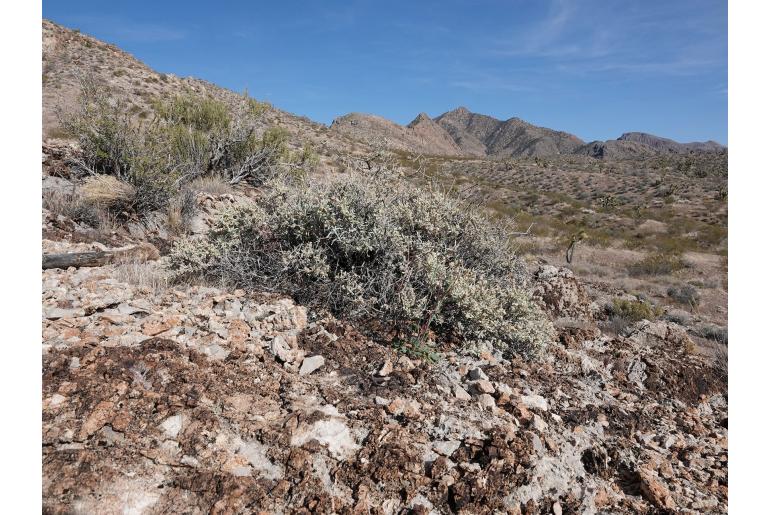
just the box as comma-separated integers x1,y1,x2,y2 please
58,77,301,216
607,298,662,323
667,284,701,308
169,172,553,358
627,252,685,277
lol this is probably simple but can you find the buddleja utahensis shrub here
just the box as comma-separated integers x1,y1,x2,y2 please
168,173,553,358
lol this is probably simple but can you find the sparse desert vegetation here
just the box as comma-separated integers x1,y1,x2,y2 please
39,18,729,514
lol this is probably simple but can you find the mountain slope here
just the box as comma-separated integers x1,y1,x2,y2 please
574,139,659,159
435,107,585,158
330,112,464,156
42,19,366,164
331,106,588,159
332,105,726,160
618,132,726,154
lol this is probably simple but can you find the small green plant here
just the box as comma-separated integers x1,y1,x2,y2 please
667,284,701,309
152,93,231,132
608,298,662,322
293,143,321,169
696,324,728,344
716,187,727,201
597,195,620,209
627,252,685,276
392,335,440,363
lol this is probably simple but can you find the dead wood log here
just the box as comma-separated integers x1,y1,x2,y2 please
42,243,160,270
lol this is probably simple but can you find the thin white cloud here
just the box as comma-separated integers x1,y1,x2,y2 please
487,0,725,77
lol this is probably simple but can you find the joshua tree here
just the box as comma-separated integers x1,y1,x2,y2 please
566,230,587,264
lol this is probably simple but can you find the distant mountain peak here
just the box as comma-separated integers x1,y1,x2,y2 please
432,107,584,157
617,132,725,154
407,112,433,127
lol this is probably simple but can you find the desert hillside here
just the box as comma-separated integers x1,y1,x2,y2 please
42,19,370,169
42,19,727,514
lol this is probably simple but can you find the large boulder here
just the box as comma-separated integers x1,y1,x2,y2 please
532,266,593,320
624,320,695,351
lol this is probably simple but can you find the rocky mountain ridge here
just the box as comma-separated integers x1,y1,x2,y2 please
332,106,726,160
434,107,586,158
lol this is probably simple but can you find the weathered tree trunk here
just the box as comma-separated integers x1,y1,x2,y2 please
42,251,111,269
42,243,160,270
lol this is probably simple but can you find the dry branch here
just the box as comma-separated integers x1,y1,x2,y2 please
42,243,160,270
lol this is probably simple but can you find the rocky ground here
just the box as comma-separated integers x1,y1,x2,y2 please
42,211,727,513
40,19,728,513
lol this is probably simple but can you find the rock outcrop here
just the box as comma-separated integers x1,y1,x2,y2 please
42,244,727,513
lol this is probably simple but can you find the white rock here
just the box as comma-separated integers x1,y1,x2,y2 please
478,393,496,410
299,355,325,376
290,418,359,460
48,394,66,407
43,307,84,320
496,382,514,396
397,355,415,371
454,385,472,401
180,455,200,468
531,414,548,432
522,394,549,411
202,343,229,361
409,494,435,512
377,360,393,377
117,303,149,315
235,438,283,480
160,414,185,438
270,335,294,363
432,440,461,457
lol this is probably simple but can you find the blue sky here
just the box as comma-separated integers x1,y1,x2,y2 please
43,0,727,144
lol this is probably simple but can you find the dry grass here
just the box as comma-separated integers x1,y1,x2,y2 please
114,260,169,293
189,175,234,196
714,344,728,382
43,187,119,233
80,175,135,209
165,190,198,237
43,188,80,217
627,252,686,277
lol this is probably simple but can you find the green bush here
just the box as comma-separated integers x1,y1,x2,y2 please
696,324,728,344
168,171,554,359
667,284,701,308
58,77,297,216
152,94,231,132
607,298,662,323
627,252,685,276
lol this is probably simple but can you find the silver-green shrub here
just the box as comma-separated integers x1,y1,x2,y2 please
169,171,553,358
